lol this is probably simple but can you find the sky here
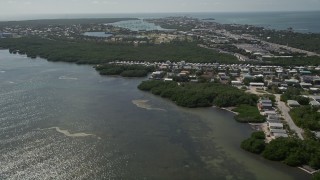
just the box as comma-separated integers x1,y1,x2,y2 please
0,0,320,15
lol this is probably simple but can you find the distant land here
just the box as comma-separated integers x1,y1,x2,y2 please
1,11,319,33
0,16,319,67
0,18,138,26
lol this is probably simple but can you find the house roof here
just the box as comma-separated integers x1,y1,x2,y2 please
250,82,264,85
267,120,281,124
270,129,286,133
269,122,284,128
260,99,272,103
264,110,277,115
273,133,288,138
300,82,312,86
310,100,320,106
287,100,300,106
285,79,299,83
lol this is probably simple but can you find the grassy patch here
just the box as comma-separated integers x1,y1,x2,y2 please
234,104,265,123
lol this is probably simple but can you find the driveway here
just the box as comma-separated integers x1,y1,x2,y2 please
274,94,304,140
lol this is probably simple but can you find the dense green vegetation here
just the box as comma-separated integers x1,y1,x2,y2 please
241,131,266,154
137,80,258,108
313,171,320,180
290,106,320,131
260,32,320,54
0,18,138,26
233,105,265,123
0,37,238,64
242,132,320,169
95,64,155,77
262,138,320,168
281,87,310,105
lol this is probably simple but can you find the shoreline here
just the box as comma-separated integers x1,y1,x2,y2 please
221,107,239,115
212,105,239,115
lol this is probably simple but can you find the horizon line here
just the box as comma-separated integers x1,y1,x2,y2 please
1,9,320,16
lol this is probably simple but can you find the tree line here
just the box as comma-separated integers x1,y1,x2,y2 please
95,64,155,77
0,37,239,64
138,80,259,108
242,132,320,170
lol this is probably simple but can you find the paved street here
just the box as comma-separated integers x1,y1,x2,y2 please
275,94,304,140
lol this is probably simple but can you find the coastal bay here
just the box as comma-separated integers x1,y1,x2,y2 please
0,50,310,179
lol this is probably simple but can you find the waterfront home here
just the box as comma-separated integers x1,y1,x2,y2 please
270,129,287,134
267,115,279,122
151,71,165,79
268,122,284,129
263,110,277,116
270,129,288,138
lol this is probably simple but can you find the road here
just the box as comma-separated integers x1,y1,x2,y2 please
216,30,320,57
274,94,304,140
262,41,320,57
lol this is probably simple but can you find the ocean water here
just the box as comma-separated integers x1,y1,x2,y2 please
1,11,320,33
192,11,320,33
0,50,310,179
